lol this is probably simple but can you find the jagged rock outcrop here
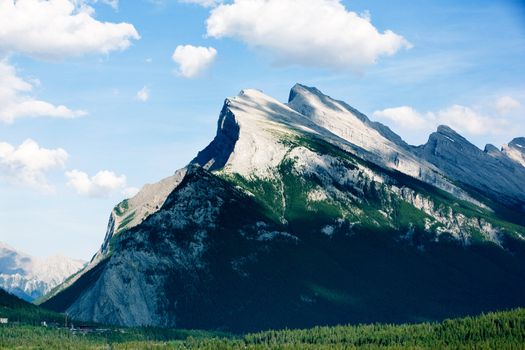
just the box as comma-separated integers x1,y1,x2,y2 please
42,85,525,332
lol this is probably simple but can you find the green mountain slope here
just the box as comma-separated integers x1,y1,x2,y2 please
0,288,64,325
41,85,525,332
43,164,525,332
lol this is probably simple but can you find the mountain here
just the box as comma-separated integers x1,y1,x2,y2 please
0,242,85,302
502,137,525,168
41,84,525,332
415,127,525,212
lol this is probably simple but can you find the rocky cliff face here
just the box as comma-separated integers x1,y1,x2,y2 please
42,85,525,332
502,137,525,168
415,126,525,210
0,242,85,301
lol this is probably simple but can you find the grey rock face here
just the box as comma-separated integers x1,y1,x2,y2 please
502,137,525,168
288,84,409,148
44,166,280,328
42,84,525,332
415,126,525,209
191,103,240,171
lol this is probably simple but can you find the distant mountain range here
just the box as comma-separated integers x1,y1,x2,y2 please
0,242,85,302
40,84,525,332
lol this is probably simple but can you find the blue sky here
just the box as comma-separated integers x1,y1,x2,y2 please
0,0,524,260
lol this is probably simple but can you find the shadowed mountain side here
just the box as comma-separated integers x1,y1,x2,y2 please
41,85,525,332
191,104,240,171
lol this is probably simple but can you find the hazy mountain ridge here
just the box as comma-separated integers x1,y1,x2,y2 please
0,242,85,302
42,84,525,331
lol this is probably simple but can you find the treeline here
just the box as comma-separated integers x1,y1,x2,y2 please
0,289,65,325
242,308,525,348
0,308,524,349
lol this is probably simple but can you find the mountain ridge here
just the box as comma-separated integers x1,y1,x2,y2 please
0,242,85,302
41,84,525,331
502,137,525,168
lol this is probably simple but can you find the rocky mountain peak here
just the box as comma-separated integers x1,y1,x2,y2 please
433,125,470,145
484,144,500,154
509,137,525,148
288,83,368,122
288,84,408,148
502,137,525,168
418,126,525,208
420,125,482,160
40,84,525,332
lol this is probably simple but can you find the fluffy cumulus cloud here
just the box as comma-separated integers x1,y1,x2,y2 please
0,0,140,59
136,86,150,102
66,169,138,198
373,99,516,145
206,0,411,70
372,106,430,131
436,105,508,136
172,45,217,78
0,60,86,123
0,139,68,192
496,96,521,115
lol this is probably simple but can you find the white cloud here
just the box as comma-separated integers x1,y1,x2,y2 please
373,100,512,145
0,0,139,59
436,105,507,136
495,96,520,115
136,86,150,102
122,186,140,197
179,0,221,7
65,169,137,198
73,0,119,10
373,106,431,131
0,139,68,192
172,45,217,78
99,0,118,9
206,0,411,70
0,60,86,123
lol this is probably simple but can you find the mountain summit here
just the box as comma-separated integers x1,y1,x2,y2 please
41,85,525,332
502,137,525,168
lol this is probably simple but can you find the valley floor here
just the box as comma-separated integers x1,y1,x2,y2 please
0,308,524,349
